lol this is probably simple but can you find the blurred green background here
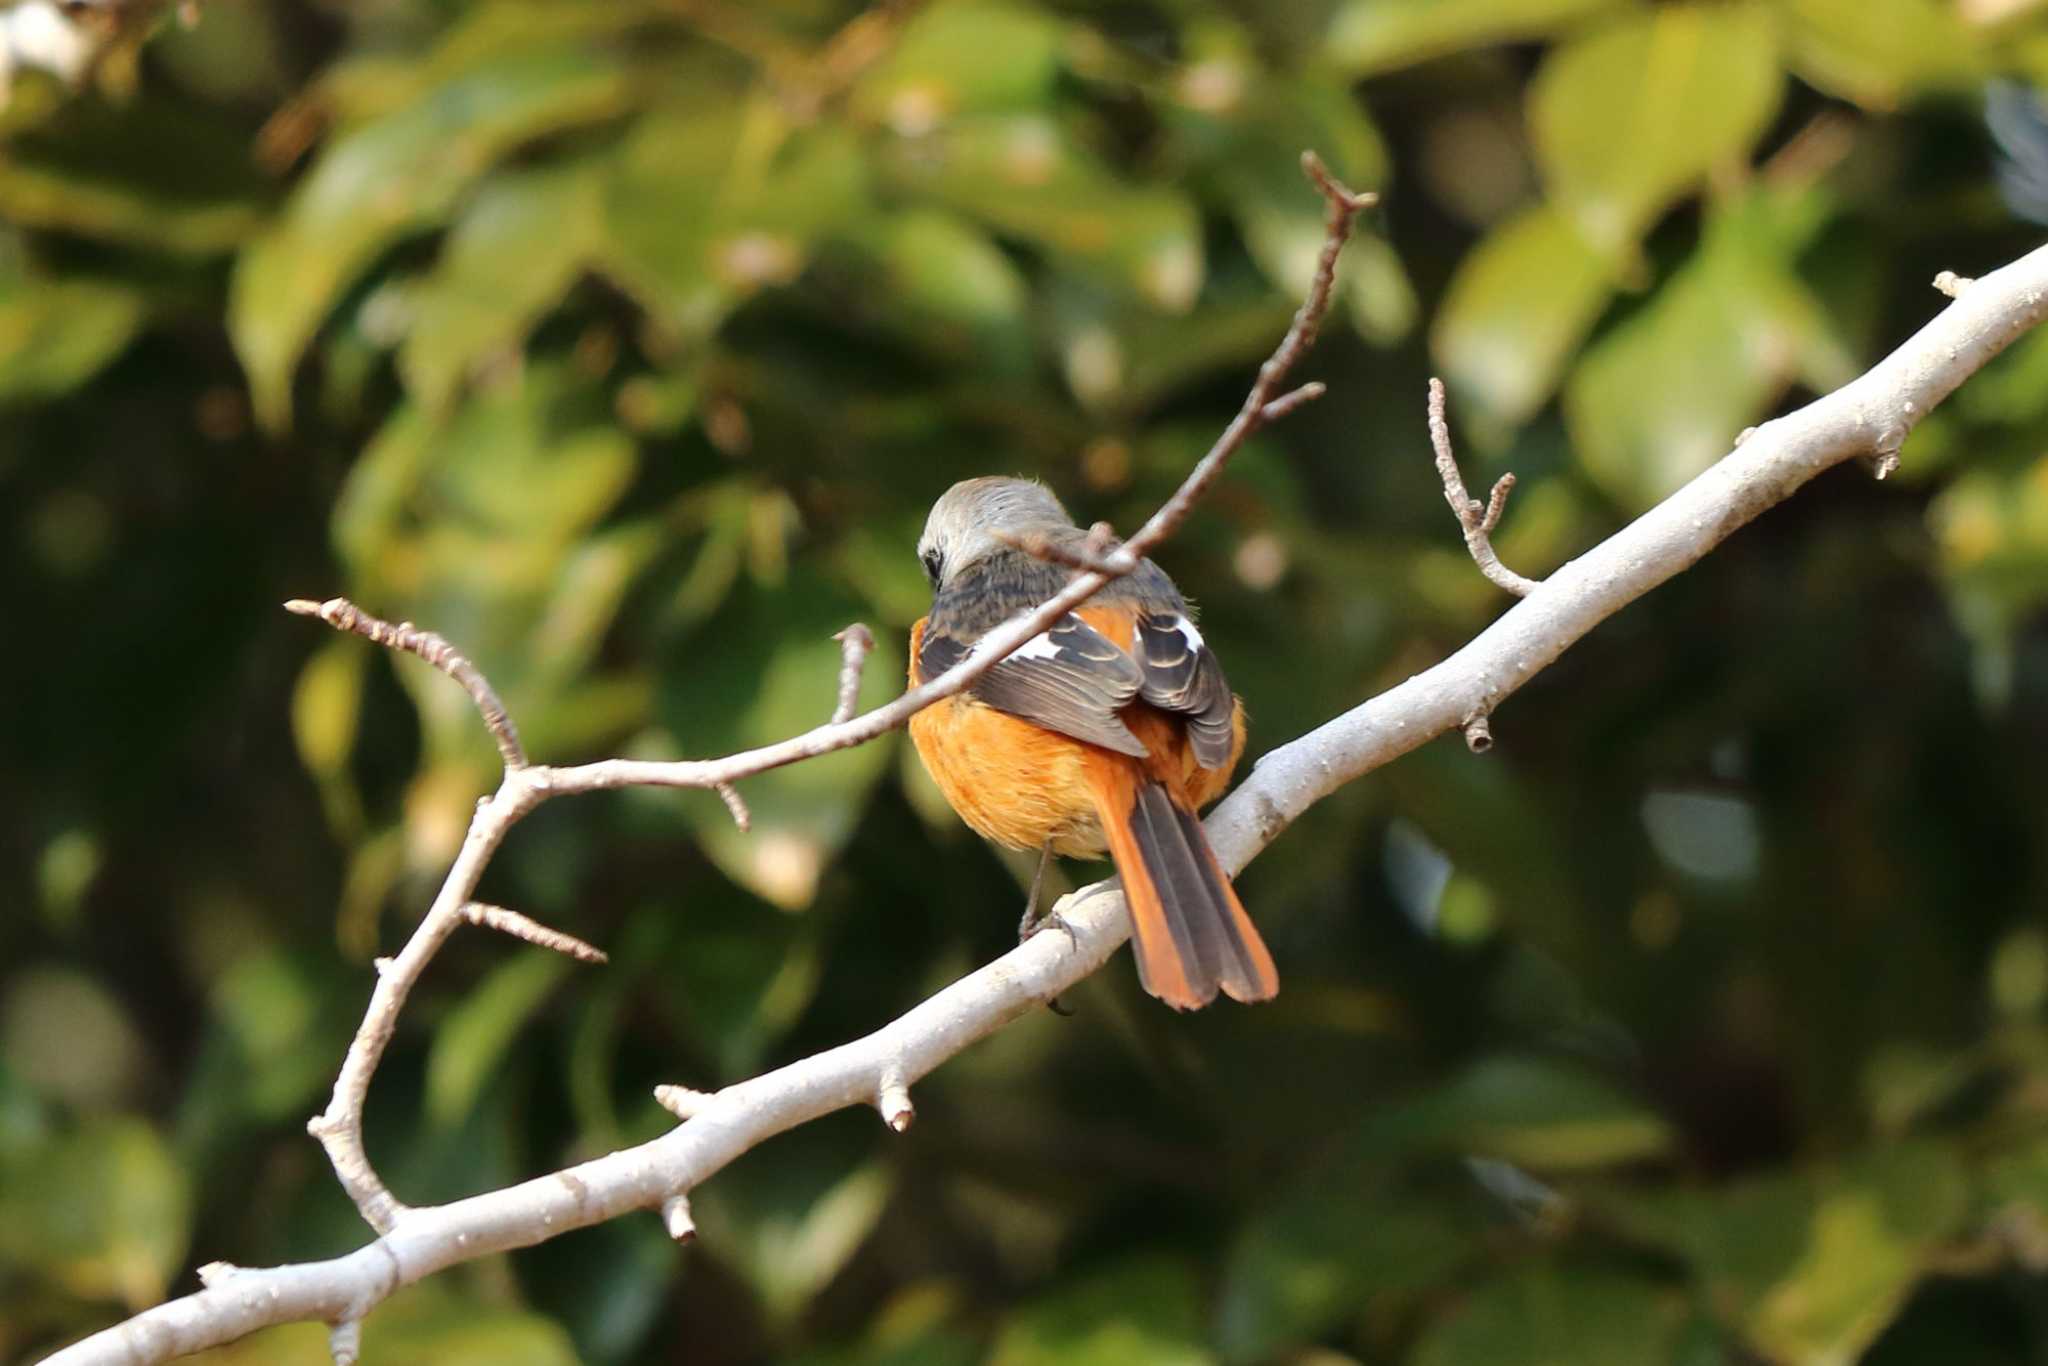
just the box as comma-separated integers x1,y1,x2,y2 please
5,0,2048,1362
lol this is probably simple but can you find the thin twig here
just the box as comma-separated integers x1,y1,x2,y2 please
286,598,527,770
1261,380,1326,422
830,624,874,724
1427,379,1541,598
460,902,607,964
994,523,1125,575
714,782,751,831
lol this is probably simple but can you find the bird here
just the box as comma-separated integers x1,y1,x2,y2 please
905,476,1278,1010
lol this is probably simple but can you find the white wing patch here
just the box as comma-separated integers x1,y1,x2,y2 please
1163,614,1204,654
1010,631,1065,661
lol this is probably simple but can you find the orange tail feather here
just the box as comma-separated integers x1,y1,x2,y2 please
1084,755,1278,1010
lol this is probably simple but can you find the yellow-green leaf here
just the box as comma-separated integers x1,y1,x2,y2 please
1327,0,1630,77
231,47,633,430
1432,203,1616,427
1531,3,1783,254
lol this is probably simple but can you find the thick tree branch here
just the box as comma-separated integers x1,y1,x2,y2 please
40,226,2048,1363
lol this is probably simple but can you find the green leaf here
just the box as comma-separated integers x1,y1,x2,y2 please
291,640,365,782
0,1118,191,1309
883,114,1204,312
196,949,351,1126
400,160,605,414
1178,67,1406,342
601,101,870,336
852,0,1064,125
1221,1181,1481,1362
1784,0,1981,109
1564,187,1852,507
1608,1141,1971,1364
330,367,641,761
231,46,634,430
0,95,270,254
858,208,1031,372
0,268,143,406
696,1127,894,1324
658,896,823,1078
656,566,902,910
1531,3,1783,255
1432,204,1616,427
1326,0,1631,77
1412,1264,1685,1366
1367,1055,1674,1170
992,1255,1213,1366
425,951,571,1128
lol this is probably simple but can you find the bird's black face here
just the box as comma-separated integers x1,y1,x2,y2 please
920,546,944,588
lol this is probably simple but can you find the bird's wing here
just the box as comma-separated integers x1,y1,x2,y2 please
916,612,1149,757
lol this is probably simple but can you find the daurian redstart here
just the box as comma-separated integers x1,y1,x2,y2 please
907,477,1278,1010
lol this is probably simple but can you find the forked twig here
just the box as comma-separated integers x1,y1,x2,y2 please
1426,379,1540,598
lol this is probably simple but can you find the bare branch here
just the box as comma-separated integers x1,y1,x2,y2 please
830,624,874,724
327,1320,360,1366
1427,379,1542,598
286,598,527,770
459,902,607,964
53,175,2048,1366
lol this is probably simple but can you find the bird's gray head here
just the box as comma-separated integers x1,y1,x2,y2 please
917,476,1075,588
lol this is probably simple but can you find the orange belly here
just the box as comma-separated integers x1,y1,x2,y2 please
910,695,1111,857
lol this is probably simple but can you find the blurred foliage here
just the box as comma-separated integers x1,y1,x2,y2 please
4,0,2048,1363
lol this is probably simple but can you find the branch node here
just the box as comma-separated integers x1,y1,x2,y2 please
1299,149,1378,212
1463,712,1495,754
286,596,528,770
654,1084,717,1121
1934,270,1975,298
830,624,875,724
460,902,608,963
1734,425,1758,446
328,1319,362,1366
1260,380,1326,422
1427,379,1541,598
714,782,751,831
196,1261,243,1288
877,1069,915,1133
371,956,394,978
662,1194,697,1243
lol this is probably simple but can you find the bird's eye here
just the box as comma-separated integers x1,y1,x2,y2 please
920,549,944,586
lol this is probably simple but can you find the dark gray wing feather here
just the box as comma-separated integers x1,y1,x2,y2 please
918,614,1149,756
1134,612,1236,769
